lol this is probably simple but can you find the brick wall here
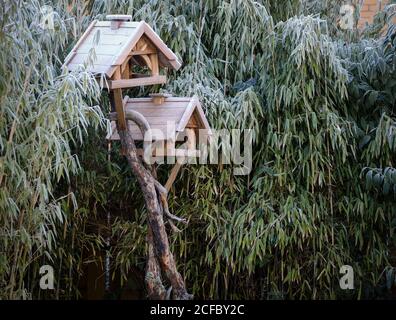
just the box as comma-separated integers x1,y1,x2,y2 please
358,0,389,28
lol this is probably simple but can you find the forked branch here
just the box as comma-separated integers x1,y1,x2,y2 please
113,106,192,300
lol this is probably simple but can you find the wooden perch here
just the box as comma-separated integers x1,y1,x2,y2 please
104,75,167,89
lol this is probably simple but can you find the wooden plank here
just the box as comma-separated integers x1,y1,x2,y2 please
92,26,137,36
69,53,114,65
142,23,182,70
110,124,176,141
64,20,98,66
131,49,157,55
165,163,182,191
128,97,192,103
136,35,157,51
135,36,148,51
111,21,146,66
67,63,110,74
188,114,198,127
185,129,196,150
121,56,131,78
112,66,122,80
106,75,166,89
64,51,76,66
110,68,126,131
112,88,126,130
150,53,159,76
177,98,196,132
77,43,123,55
125,108,184,118
109,130,187,142
106,65,119,78
192,97,212,134
130,118,179,125
126,102,187,109
139,54,152,70
84,33,130,45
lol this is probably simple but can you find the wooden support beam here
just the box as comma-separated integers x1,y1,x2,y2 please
110,67,126,131
131,49,157,55
112,88,126,130
185,129,196,152
132,73,156,78
104,75,167,89
165,162,182,192
140,54,152,70
150,53,159,76
112,66,121,80
121,57,131,79
63,20,98,66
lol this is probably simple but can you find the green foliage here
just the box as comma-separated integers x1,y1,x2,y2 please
1,0,395,300
0,0,107,299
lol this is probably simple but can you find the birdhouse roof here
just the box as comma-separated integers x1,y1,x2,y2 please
64,20,182,77
107,95,211,141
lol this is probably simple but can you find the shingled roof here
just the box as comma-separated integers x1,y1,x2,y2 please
107,95,211,141
64,19,182,77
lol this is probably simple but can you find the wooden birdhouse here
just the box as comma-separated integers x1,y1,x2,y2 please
107,94,211,159
63,15,181,89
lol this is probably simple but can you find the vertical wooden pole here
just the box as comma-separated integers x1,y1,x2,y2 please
111,66,127,131
112,88,127,130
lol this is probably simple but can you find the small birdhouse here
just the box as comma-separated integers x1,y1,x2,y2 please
107,94,211,159
63,15,181,88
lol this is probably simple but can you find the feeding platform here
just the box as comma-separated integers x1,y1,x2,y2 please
107,94,211,158
107,95,210,141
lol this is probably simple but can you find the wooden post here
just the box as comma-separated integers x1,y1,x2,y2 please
110,67,127,152
112,88,127,130
165,162,182,192
150,53,159,76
